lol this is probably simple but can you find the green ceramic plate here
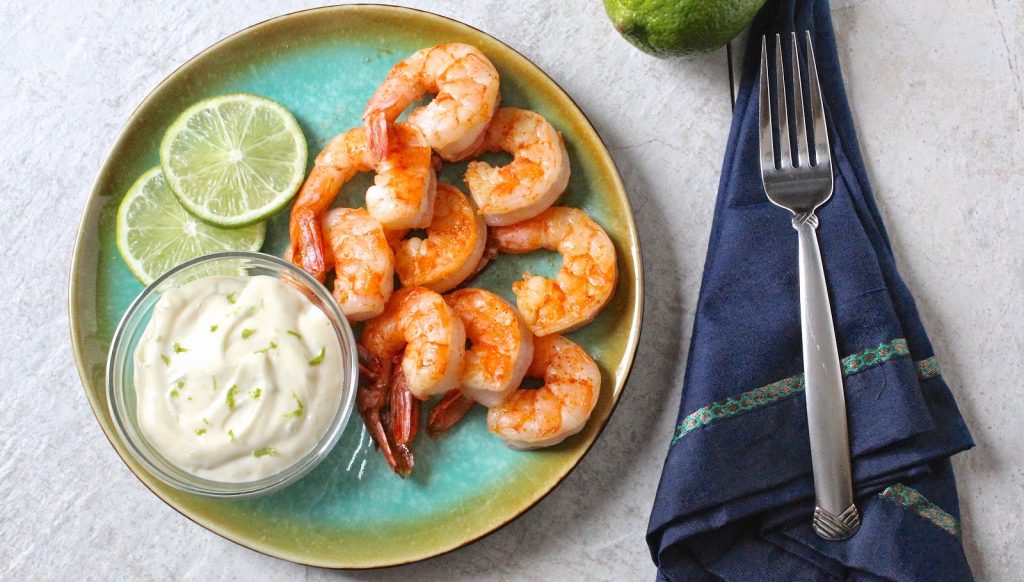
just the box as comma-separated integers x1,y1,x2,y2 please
69,5,643,569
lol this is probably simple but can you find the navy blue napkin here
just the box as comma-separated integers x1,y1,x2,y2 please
646,1,974,579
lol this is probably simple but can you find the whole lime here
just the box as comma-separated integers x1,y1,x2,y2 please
604,0,767,57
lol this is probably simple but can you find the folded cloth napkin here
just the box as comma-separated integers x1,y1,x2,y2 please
645,0,975,579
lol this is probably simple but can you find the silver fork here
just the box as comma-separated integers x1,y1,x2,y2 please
759,32,860,541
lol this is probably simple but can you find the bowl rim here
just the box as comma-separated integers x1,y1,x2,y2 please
104,250,360,499
67,3,645,569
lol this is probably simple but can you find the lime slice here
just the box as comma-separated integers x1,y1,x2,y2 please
159,93,307,227
116,167,266,284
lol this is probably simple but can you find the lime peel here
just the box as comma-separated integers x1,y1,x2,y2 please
604,0,767,56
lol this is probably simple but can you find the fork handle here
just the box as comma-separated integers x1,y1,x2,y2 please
793,213,860,541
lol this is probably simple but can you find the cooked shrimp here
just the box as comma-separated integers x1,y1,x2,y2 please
360,286,466,400
464,108,570,226
426,288,533,437
445,288,534,406
392,183,487,293
365,123,436,230
363,43,500,162
289,123,434,281
487,334,601,450
289,127,371,281
321,208,394,321
490,207,617,336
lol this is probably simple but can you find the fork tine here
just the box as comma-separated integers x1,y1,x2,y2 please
790,32,809,167
804,31,830,167
759,36,775,173
774,34,791,168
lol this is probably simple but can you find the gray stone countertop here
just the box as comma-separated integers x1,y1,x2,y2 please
1,0,1021,579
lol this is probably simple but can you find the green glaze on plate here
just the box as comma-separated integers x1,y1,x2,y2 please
69,5,643,569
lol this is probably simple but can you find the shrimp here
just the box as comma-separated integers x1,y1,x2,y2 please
445,288,534,406
360,286,466,400
288,123,434,281
464,108,571,226
487,334,601,450
392,183,487,293
365,123,436,230
321,208,394,321
426,288,534,437
363,43,500,162
489,207,617,336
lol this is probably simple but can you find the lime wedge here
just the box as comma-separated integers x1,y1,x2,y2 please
116,167,266,284
159,93,307,227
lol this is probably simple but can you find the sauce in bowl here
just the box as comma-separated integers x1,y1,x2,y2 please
133,275,344,482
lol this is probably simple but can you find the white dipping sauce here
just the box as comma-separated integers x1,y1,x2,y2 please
133,275,344,482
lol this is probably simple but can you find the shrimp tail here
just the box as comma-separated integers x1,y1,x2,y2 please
357,345,378,380
357,350,407,476
365,408,402,475
427,389,476,437
364,110,389,162
392,444,414,478
291,207,330,282
387,355,419,477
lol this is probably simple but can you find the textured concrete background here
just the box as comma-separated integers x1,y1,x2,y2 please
2,0,1022,579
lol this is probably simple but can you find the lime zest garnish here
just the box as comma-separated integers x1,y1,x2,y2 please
254,341,278,355
173,342,188,353
210,324,219,333
249,388,262,400
160,354,170,366
170,389,180,398
283,393,304,418
287,330,302,339
308,347,326,366
228,430,236,442
253,447,276,458
226,385,239,410
241,328,256,339
195,428,207,436
226,292,237,305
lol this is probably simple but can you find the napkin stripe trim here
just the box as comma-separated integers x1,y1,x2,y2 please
672,339,939,443
879,483,961,537
916,356,940,380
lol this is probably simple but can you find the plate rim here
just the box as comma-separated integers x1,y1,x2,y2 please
68,3,644,569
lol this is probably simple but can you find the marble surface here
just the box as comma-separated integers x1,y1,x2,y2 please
1,0,1021,579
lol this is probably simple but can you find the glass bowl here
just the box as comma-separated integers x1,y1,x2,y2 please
106,251,358,499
